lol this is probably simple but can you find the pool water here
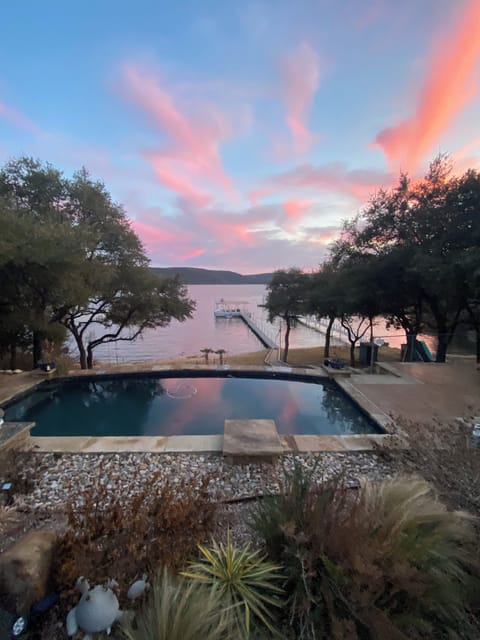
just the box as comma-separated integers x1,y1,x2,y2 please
3,373,381,437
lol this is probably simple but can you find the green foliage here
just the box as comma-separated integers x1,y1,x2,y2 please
328,155,480,362
121,570,235,640
182,534,284,638
250,463,479,639
53,469,216,598
0,157,195,370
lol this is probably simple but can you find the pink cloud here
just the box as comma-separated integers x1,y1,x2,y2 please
144,152,213,207
251,163,393,204
283,199,312,219
0,100,41,135
373,0,480,172
122,65,236,205
281,43,321,154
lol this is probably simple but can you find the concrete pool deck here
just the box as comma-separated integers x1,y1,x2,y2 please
1,357,478,454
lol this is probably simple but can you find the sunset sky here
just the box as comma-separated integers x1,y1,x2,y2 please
1,0,479,273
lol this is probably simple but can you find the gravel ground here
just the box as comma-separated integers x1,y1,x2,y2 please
2,450,395,551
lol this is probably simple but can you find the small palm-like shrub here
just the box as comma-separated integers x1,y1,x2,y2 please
182,535,284,638
121,570,235,640
250,463,479,639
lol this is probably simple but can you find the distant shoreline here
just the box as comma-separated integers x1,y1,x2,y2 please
151,266,273,285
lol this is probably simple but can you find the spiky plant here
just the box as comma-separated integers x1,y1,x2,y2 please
121,570,235,640
182,534,284,638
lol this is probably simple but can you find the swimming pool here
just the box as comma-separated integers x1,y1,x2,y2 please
3,371,382,437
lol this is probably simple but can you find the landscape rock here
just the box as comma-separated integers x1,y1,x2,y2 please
0,529,57,612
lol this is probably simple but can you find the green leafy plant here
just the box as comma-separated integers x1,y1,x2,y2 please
250,463,479,639
182,534,284,638
121,570,235,640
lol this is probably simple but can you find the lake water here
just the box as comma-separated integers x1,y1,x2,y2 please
72,283,459,365
80,284,341,364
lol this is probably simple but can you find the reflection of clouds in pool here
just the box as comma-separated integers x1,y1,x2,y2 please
166,383,198,399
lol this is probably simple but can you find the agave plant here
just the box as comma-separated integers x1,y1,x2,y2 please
121,570,235,640
182,534,284,638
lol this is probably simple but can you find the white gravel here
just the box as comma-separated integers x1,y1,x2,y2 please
16,451,392,510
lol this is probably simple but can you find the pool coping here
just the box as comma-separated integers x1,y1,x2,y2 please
1,365,400,454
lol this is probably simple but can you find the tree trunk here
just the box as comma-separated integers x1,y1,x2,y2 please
283,317,291,362
9,344,17,371
436,330,449,363
349,341,356,367
324,316,335,358
74,338,87,369
32,331,43,368
404,332,417,362
87,345,94,369
475,325,480,368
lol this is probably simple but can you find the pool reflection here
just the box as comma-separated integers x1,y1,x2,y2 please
5,375,380,437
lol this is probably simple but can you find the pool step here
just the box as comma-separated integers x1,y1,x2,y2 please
223,419,284,464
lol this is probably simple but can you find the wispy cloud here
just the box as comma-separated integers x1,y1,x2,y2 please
0,100,42,135
121,65,236,205
281,43,321,154
250,162,393,204
373,0,480,172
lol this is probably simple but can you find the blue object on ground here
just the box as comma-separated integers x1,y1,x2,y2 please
413,340,434,362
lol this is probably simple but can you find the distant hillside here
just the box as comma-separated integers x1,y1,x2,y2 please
151,267,273,285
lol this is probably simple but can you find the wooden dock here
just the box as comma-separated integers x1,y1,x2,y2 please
238,312,277,349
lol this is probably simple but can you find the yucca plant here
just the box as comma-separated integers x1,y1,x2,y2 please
182,534,284,638
121,570,235,640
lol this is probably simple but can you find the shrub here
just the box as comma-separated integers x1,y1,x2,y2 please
182,534,284,638
121,570,235,640
0,449,36,495
250,463,479,639
53,468,217,598
390,413,480,516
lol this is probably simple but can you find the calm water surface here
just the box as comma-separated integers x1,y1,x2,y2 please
81,284,336,363
70,284,438,364
5,374,380,436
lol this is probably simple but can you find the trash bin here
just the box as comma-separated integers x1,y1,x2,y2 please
359,343,378,365
37,361,56,372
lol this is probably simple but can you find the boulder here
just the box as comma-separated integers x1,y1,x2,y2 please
0,529,57,612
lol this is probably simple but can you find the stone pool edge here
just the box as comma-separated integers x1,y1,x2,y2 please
1,365,400,454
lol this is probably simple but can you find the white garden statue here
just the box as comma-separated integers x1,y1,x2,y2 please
66,574,148,639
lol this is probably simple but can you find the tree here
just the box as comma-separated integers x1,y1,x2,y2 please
265,269,308,362
215,349,226,365
0,158,72,366
307,263,341,359
334,156,480,362
200,348,214,364
0,158,196,369
53,170,195,368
